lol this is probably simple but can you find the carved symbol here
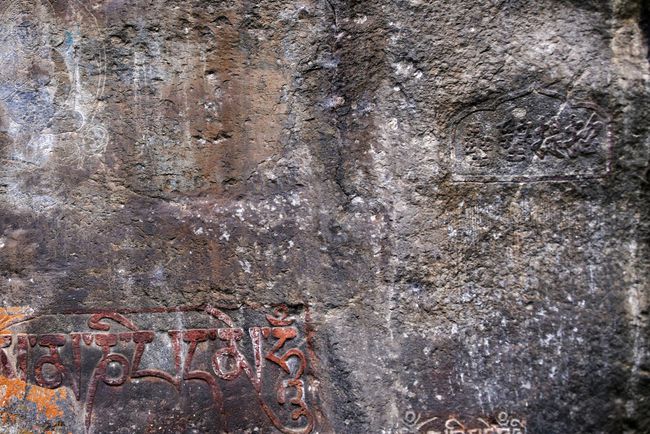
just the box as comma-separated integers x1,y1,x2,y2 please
450,85,611,182
267,305,296,326
394,410,526,434
212,328,246,380
393,410,439,434
34,335,68,390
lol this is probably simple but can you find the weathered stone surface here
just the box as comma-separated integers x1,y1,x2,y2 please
0,0,648,433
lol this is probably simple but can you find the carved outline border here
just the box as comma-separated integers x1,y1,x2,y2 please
449,83,613,183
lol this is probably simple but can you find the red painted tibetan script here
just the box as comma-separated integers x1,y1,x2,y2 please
0,305,315,433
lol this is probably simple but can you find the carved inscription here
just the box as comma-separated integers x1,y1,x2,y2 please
451,87,611,182
0,305,315,433
396,411,526,434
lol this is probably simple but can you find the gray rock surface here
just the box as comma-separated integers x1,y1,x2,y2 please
0,0,648,433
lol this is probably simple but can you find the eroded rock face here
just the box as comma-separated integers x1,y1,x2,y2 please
0,0,648,433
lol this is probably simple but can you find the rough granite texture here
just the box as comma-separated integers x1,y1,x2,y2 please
0,0,648,433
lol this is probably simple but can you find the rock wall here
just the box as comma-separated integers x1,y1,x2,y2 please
0,0,648,433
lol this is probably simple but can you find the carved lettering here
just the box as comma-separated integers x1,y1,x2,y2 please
451,86,611,182
0,305,315,433
396,411,526,434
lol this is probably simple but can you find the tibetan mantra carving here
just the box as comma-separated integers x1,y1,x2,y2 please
451,87,611,182
0,305,315,433
397,411,526,434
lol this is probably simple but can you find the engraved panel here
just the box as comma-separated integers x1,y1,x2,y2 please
451,87,611,182
0,305,315,433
